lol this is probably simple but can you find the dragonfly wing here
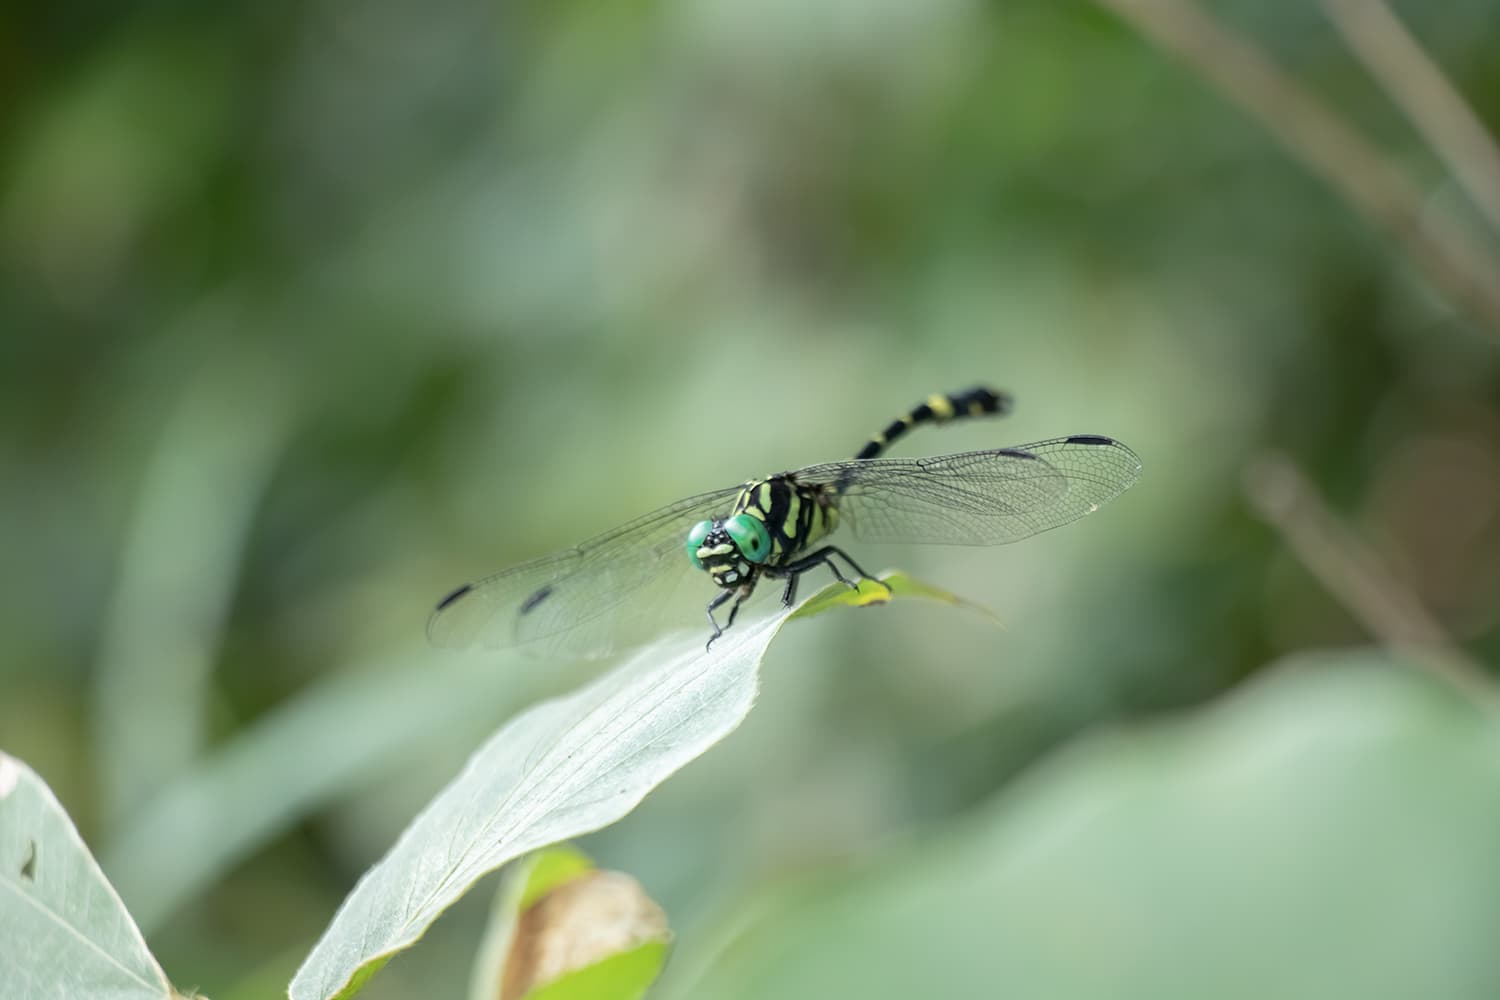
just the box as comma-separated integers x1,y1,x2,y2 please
795,435,1141,546
428,485,744,658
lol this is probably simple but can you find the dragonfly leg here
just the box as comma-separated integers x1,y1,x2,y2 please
705,581,757,652
779,573,799,607
781,546,891,598
704,589,733,650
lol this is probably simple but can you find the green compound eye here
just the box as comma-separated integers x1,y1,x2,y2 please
725,513,771,565
685,520,713,568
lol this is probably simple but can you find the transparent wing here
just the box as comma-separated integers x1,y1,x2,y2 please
793,435,1141,545
428,485,745,657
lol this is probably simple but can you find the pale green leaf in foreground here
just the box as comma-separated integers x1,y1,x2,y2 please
287,611,784,1000
0,752,178,1000
670,653,1500,1000
292,572,965,1000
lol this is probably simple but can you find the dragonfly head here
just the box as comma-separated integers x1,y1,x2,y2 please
687,513,770,587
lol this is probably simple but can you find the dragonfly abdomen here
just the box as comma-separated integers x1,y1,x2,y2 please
854,386,1010,461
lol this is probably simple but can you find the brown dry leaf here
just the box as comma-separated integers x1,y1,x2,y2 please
500,870,669,1000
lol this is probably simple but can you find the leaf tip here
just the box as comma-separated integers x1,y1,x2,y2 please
0,754,19,799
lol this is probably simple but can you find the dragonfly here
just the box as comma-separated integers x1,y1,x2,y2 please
428,386,1141,657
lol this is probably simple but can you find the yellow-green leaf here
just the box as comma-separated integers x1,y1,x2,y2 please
519,941,668,1000
516,845,595,913
789,570,1000,624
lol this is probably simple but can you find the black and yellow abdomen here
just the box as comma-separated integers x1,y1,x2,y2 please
853,386,1010,461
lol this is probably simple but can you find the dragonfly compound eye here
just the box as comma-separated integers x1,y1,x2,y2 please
725,513,771,565
685,520,714,569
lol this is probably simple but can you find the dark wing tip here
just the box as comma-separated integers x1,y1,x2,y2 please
429,582,481,648
1061,434,1143,481
519,584,554,615
434,582,473,612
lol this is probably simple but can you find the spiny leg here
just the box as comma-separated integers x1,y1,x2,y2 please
780,545,892,600
705,581,756,652
704,589,733,650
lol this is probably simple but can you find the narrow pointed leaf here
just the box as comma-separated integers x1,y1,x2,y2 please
289,610,789,1000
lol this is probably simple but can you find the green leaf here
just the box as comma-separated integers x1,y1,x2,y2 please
521,940,668,1000
91,357,293,832
0,753,178,1000
289,612,791,1000
515,844,596,913
669,653,1500,1000
789,570,999,622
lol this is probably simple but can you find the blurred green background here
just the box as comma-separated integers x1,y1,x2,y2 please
6,0,1500,997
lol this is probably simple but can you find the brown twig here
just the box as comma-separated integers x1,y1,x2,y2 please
1096,0,1500,336
1322,0,1500,234
1244,452,1500,714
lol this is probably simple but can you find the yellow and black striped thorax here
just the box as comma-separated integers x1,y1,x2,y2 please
686,385,1010,589
730,475,839,566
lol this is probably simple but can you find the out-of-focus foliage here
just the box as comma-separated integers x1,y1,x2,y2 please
667,655,1500,1000
4,0,1500,997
